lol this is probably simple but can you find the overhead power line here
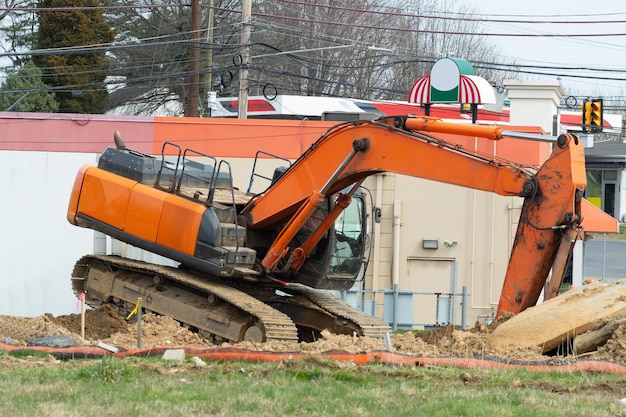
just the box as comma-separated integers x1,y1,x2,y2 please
253,11,626,37
0,4,190,12
4,33,626,93
6,1,626,25
271,0,626,25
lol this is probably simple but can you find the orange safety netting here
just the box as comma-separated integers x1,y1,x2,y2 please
2,343,626,375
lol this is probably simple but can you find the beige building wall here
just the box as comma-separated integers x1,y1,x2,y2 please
362,173,524,327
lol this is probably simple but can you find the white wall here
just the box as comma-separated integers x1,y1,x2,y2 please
0,149,306,317
0,151,96,316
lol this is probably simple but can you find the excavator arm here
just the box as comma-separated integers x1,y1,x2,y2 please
240,116,586,317
497,133,586,315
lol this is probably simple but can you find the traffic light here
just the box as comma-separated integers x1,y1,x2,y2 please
581,99,603,133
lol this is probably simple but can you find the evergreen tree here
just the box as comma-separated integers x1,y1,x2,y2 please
0,60,59,112
33,0,114,113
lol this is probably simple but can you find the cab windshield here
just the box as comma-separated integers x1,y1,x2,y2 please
327,196,365,277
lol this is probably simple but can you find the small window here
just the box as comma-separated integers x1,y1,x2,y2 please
586,170,602,199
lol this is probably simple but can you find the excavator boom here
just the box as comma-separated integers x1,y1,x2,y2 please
241,117,538,229
240,116,586,316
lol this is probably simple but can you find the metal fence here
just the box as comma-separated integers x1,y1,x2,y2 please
335,285,471,330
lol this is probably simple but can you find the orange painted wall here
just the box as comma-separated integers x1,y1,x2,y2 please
152,117,337,159
151,117,548,166
1,112,547,167
0,113,154,153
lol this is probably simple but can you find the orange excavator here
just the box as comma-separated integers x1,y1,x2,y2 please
67,115,586,343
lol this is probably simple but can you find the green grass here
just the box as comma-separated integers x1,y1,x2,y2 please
8,349,50,359
0,355,625,417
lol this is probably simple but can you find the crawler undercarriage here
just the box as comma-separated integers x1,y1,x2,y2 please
72,255,391,344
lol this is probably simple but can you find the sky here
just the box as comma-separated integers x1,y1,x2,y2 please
467,0,626,101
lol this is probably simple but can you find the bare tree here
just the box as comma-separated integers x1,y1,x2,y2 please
102,0,241,115
1,0,38,67
242,0,511,102
248,0,404,99
96,0,516,114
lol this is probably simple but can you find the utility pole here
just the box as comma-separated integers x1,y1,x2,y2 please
204,0,215,117
188,0,201,117
238,0,251,119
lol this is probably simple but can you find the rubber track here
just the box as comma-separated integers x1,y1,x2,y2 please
284,283,391,338
73,255,299,343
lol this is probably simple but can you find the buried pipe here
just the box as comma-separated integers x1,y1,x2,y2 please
1,343,626,375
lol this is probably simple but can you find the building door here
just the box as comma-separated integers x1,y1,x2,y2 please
604,183,615,217
406,257,457,327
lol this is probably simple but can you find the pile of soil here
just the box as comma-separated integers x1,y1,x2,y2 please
1,306,625,363
0,306,212,349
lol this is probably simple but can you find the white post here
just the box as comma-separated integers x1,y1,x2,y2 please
238,0,251,119
572,241,584,287
80,293,86,340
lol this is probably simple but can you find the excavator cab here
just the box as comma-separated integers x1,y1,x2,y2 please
327,190,367,278
275,189,368,291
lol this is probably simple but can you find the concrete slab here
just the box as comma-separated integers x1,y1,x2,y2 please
487,279,626,353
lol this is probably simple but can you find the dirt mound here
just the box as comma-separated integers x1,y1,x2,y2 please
0,315,74,343
0,308,625,362
47,305,127,340
596,323,626,363
1,309,212,349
